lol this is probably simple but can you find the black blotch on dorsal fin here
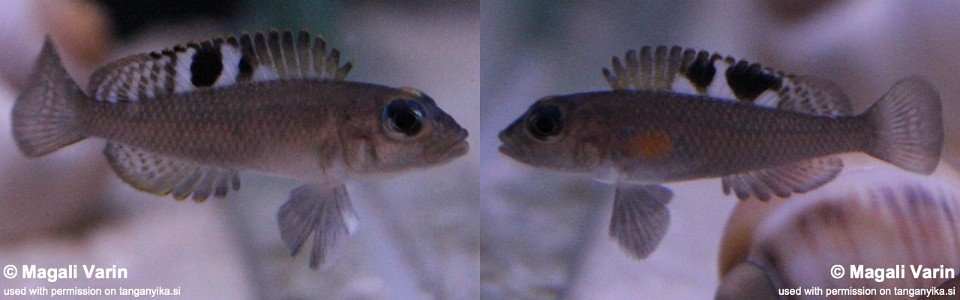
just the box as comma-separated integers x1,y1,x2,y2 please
725,60,783,101
224,35,239,48
236,34,255,82
190,40,223,87
683,49,716,92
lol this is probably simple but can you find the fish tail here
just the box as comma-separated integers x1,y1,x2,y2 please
12,37,88,157
864,76,943,174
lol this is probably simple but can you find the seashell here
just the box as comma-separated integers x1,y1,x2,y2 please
717,159,960,299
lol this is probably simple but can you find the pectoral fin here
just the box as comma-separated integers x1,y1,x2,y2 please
722,156,842,201
609,183,673,259
277,182,358,269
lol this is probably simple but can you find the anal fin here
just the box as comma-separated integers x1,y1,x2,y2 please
609,183,673,259
103,142,240,202
277,182,358,270
722,156,843,201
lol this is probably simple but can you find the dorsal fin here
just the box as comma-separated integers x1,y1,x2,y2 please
602,46,853,116
88,29,353,103
776,75,853,116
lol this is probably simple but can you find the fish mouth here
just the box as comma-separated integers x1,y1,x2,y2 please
430,129,470,164
497,130,520,160
497,144,518,160
499,142,526,162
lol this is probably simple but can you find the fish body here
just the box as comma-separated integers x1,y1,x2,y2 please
503,88,877,184
499,45,943,259
13,30,468,269
79,80,464,180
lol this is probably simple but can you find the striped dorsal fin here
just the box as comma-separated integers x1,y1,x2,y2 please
602,46,852,116
88,29,352,103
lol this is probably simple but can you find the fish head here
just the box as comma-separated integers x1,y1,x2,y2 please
341,87,469,174
498,95,606,174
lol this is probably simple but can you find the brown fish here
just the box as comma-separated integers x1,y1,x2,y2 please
12,30,469,269
498,45,943,259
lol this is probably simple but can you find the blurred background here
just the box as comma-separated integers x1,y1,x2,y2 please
0,1,958,299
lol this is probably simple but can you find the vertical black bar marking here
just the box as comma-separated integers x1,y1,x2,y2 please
235,35,256,83
684,50,716,93
725,60,783,101
190,41,224,87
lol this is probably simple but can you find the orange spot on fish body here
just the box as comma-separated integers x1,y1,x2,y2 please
625,131,674,159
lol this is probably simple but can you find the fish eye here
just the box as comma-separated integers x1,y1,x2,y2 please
382,99,425,138
526,104,564,141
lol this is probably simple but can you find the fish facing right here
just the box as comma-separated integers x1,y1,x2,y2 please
498,46,943,259
12,30,469,269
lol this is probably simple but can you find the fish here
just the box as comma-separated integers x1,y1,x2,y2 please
12,30,469,269
498,45,943,259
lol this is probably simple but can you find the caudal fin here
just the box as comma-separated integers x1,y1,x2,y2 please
12,37,88,157
864,76,943,174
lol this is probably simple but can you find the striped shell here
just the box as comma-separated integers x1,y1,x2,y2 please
716,160,960,299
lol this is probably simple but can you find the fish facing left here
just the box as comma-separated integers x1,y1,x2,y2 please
498,45,943,260
12,30,469,269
